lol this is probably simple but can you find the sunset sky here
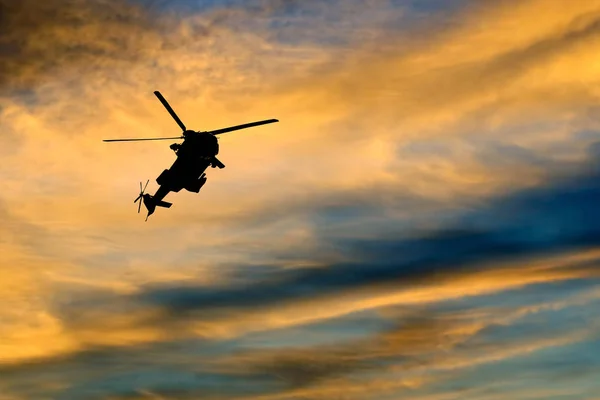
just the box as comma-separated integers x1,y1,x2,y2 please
2,0,600,398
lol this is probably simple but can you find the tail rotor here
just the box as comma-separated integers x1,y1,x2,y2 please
134,180,150,213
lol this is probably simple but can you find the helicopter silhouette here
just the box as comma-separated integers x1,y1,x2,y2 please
103,91,278,220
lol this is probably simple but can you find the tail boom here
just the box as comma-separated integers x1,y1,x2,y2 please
142,194,172,220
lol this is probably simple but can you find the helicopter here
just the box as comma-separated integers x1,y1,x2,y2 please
103,91,278,220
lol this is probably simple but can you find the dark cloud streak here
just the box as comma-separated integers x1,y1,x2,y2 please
0,0,202,94
134,156,600,315
217,315,448,388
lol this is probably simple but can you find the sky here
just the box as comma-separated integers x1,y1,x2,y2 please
1,0,600,398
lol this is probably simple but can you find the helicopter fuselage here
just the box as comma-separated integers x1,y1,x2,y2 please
156,131,219,194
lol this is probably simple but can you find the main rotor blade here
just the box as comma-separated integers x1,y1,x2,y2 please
154,91,186,132
208,119,279,135
103,137,182,142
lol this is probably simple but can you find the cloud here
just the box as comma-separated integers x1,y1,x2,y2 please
5,145,595,364
217,312,599,400
3,282,598,399
130,157,600,317
213,314,454,388
0,0,166,93
254,0,600,147
5,93,600,398
3,0,600,399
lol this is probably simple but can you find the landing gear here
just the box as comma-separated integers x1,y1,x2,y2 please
211,157,225,169
185,173,207,193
